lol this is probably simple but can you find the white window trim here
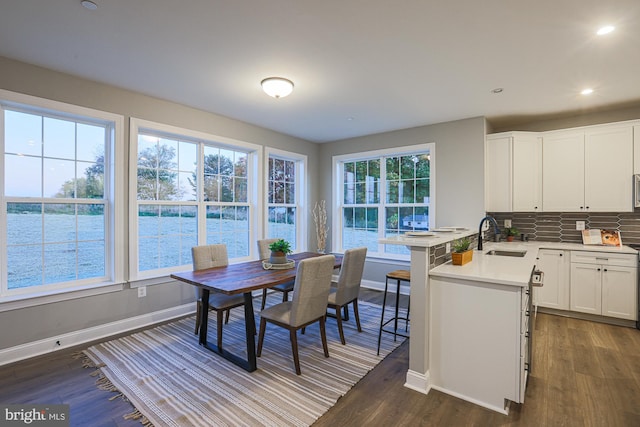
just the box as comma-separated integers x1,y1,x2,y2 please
0,89,126,305
332,143,435,260
129,118,262,281
263,147,308,253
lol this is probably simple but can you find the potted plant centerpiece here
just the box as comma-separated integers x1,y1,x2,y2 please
268,239,293,264
504,227,519,242
451,237,473,265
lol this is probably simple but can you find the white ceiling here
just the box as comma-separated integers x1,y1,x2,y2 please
1,0,639,143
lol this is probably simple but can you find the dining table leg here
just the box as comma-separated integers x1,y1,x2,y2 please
196,288,258,372
243,291,257,372
199,287,210,346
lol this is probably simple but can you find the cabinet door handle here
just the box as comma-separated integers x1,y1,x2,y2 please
559,253,563,256
597,268,601,271
604,268,608,272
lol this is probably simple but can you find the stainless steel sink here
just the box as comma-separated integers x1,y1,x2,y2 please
485,249,527,257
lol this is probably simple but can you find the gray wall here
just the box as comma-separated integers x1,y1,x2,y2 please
0,56,319,350
490,104,640,133
318,116,487,282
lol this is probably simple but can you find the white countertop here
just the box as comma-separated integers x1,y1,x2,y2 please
428,241,638,288
380,228,477,248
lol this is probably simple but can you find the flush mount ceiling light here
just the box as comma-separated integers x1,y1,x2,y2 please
261,77,294,99
581,88,594,95
596,25,615,35
81,0,98,10
491,88,504,94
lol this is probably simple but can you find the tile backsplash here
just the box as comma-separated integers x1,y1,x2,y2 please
488,212,640,246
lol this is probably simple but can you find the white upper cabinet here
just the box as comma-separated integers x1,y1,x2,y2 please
512,135,542,212
584,125,633,212
485,135,512,212
634,125,640,174
487,120,636,213
542,131,585,212
542,123,633,212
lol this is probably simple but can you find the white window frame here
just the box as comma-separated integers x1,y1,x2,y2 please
263,147,307,253
0,89,125,306
129,118,261,282
332,143,435,260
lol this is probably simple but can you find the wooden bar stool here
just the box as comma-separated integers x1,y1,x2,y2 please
377,269,411,355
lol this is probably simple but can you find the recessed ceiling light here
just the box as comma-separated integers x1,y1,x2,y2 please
581,88,594,95
81,0,98,10
347,117,355,121
491,88,504,94
596,25,615,35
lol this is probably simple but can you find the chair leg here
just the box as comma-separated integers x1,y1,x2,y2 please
290,329,301,375
256,318,267,357
319,316,329,358
282,291,289,302
217,310,224,349
377,278,390,355
195,301,201,335
352,299,362,333
394,279,401,341
261,289,268,310
335,305,346,345
343,305,349,321
224,309,231,324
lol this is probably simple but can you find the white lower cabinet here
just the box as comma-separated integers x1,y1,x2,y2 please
535,249,570,310
570,251,638,321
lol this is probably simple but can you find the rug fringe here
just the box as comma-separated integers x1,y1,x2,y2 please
74,351,152,426
124,409,153,426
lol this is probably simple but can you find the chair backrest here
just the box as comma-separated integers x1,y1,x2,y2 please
191,244,229,299
192,244,229,270
289,255,335,327
257,238,279,260
333,247,367,305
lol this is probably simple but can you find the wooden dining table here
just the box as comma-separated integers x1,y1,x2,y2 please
170,251,343,372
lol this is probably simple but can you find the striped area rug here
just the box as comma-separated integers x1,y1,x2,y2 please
83,299,407,427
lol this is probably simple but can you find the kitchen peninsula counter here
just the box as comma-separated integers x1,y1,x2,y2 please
382,234,637,414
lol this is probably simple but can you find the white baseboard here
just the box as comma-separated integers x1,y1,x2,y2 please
429,384,509,415
0,303,194,367
404,369,431,394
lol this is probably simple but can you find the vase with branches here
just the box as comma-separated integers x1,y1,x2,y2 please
313,200,329,253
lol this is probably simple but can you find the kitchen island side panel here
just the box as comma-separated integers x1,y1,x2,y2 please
429,275,522,413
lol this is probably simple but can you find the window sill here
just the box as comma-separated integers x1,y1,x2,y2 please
0,282,125,313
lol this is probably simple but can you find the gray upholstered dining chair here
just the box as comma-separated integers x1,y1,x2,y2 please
327,246,367,344
192,244,245,349
257,238,295,310
257,254,335,375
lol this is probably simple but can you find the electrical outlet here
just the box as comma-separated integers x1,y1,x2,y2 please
138,286,147,298
446,242,451,253
576,221,585,231
504,219,512,228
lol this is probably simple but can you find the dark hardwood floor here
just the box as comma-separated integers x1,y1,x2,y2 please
1,289,639,426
